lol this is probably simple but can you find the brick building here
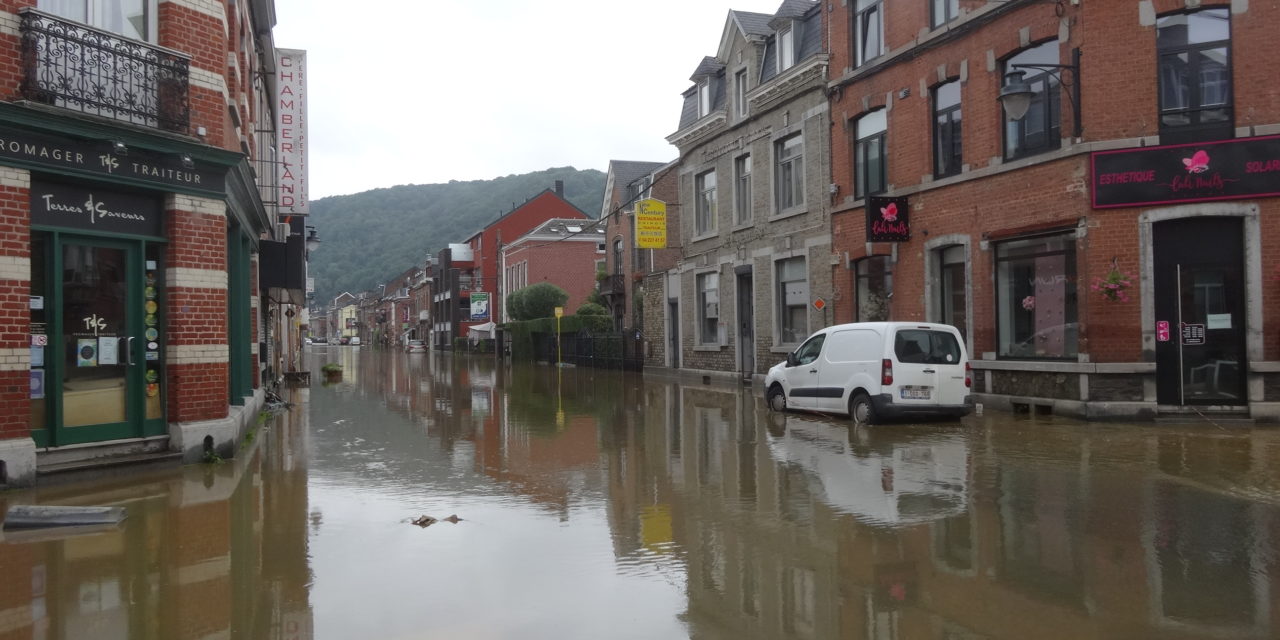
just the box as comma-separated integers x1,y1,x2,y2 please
600,160,677,332
825,0,1280,419
661,1,833,381
502,218,607,319
0,0,292,487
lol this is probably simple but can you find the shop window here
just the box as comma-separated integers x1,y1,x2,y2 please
996,233,1078,359
697,271,720,345
856,255,892,322
854,109,887,198
854,0,884,67
774,134,804,213
695,170,717,236
777,257,808,344
1003,40,1061,160
1157,8,1232,144
933,80,963,178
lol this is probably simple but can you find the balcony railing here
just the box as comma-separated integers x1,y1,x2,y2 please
598,274,626,297
19,9,191,133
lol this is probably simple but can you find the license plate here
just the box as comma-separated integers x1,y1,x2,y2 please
900,386,931,400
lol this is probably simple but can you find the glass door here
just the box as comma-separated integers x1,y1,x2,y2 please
55,237,145,444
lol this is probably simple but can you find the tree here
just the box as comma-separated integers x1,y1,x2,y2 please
576,302,607,316
521,282,569,319
506,289,528,321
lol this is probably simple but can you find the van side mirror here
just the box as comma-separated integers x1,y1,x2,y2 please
786,353,798,367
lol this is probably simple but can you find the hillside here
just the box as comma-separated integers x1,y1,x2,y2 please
307,167,606,305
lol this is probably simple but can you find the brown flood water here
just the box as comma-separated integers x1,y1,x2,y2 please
2,346,1279,639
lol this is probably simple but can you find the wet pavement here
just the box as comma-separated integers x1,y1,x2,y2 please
2,346,1279,639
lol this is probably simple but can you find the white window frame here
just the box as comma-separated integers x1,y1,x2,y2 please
735,69,749,118
854,0,884,67
695,170,717,236
40,0,158,42
776,257,808,345
697,271,720,345
774,134,805,213
734,154,752,226
778,25,795,73
698,80,711,118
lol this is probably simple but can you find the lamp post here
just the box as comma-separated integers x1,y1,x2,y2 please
998,47,1082,139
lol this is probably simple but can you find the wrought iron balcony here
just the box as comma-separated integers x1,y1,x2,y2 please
19,9,191,133
598,274,626,297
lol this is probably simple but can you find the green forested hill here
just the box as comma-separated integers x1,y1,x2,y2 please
308,167,605,305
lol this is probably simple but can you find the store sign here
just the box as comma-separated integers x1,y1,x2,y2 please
276,49,309,215
635,198,667,248
866,196,910,242
0,124,224,192
1091,135,1280,209
470,292,490,321
31,180,162,236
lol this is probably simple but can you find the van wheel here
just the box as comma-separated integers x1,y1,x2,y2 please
850,392,879,425
766,385,787,412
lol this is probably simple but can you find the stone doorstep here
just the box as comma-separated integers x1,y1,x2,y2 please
36,450,184,480
36,435,173,468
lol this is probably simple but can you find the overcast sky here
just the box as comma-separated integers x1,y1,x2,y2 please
271,0,788,199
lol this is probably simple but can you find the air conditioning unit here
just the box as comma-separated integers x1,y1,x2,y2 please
274,222,290,240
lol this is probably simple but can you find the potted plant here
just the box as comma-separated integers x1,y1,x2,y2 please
321,362,343,381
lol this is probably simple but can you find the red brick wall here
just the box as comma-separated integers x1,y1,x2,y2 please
0,178,28,438
164,203,228,423
478,191,589,320
506,240,601,314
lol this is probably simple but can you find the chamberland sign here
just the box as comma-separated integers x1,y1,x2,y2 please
31,180,163,236
0,123,225,193
866,196,909,242
1091,135,1280,209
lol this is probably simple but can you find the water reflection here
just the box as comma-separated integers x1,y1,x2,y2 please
0,391,313,639
3,347,1277,639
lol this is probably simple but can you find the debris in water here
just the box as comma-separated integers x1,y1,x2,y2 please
4,505,126,529
409,514,462,528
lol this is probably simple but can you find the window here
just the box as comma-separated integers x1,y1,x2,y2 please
1003,41,1061,160
855,256,892,321
41,0,154,41
775,134,804,212
793,333,825,366
736,69,749,117
695,170,717,236
854,0,884,67
698,80,711,118
734,154,752,225
612,238,623,275
778,26,795,72
933,81,962,178
777,257,808,344
854,110,887,198
936,245,967,339
931,0,959,28
698,271,720,344
1157,9,1232,144
996,233,1077,359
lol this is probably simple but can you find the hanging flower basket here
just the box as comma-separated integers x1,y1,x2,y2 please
1092,263,1135,303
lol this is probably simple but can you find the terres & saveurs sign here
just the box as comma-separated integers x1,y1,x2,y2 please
31,180,163,236
866,196,909,242
1091,135,1280,208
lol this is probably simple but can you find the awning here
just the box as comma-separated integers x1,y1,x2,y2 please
467,322,496,338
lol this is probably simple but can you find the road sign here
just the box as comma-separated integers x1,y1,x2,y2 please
554,306,564,318
813,297,826,311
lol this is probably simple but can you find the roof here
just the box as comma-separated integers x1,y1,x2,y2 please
609,160,666,195
772,0,815,21
689,56,725,80
730,10,773,38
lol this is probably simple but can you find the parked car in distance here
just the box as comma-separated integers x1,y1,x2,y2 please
765,322,972,424
312,336,327,344
349,336,361,346
405,340,426,353
338,336,350,345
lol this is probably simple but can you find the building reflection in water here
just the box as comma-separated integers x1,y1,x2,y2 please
0,392,314,640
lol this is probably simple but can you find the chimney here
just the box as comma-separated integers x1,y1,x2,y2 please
554,180,564,198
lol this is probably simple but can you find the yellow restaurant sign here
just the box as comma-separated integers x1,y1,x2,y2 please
634,198,667,249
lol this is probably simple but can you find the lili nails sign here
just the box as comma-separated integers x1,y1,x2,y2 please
866,196,910,242
1091,135,1280,208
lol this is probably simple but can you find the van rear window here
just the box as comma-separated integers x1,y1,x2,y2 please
894,330,962,364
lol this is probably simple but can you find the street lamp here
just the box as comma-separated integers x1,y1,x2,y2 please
306,226,321,252
998,47,1082,139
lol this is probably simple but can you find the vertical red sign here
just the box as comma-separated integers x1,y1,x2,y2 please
1156,320,1170,342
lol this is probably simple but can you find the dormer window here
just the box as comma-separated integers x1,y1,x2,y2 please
698,80,711,117
778,26,795,72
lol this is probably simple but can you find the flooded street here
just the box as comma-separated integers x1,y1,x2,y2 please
3,346,1280,639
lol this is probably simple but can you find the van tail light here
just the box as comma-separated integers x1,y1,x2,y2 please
965,362,972,388
881,359,893,386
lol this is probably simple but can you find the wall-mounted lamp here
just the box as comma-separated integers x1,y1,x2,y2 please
998,47,1082,139
305,226,321,252
179,153,194,169
112,140,128,156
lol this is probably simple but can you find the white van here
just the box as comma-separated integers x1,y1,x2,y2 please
764,322,972,423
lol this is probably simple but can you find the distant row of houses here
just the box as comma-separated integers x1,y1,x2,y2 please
317,0,1280,423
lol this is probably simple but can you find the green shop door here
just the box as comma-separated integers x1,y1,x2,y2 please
33,234,166,446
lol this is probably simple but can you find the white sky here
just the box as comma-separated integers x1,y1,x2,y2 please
271,0,788,199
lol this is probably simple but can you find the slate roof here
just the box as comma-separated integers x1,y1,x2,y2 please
610,160,666,197
731,10,773,38
690,55,725,80
770,0,818,29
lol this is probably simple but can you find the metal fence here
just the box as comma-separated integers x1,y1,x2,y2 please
522,331,644,371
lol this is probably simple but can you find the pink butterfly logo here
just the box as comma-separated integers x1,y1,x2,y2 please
880,202,898,222
1182,150,1210,174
